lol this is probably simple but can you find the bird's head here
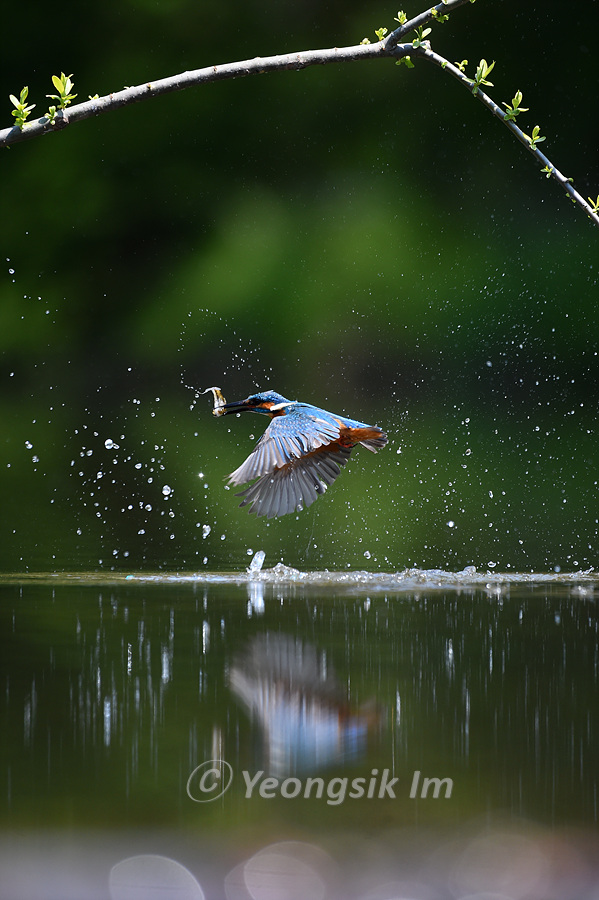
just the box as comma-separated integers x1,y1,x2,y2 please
220,390,292,416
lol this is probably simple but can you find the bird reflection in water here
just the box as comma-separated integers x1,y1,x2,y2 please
228,632,381,777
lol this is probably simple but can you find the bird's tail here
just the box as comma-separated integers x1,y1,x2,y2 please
360,432,388,453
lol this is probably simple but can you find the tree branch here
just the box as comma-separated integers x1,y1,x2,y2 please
0,42,394,149
1,0,597,228
408,45,599,227
385,0,475,50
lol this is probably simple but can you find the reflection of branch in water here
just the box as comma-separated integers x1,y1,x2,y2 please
228,633,381,777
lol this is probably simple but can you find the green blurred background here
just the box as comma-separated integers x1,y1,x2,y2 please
1,0,598,573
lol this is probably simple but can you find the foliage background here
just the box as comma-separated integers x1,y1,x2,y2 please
1,0,598,572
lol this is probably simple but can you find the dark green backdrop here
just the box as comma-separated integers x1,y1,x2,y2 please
1,0,598,572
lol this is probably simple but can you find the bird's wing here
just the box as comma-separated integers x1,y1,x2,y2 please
227,411,342,486
235,446,352,517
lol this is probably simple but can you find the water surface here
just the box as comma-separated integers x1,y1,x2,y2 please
1,568,598,898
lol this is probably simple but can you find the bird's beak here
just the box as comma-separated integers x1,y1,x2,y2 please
220,398,255,415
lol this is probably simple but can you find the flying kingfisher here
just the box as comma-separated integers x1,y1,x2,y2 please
204,388,388,517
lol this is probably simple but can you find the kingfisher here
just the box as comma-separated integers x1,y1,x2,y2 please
204,388,388,517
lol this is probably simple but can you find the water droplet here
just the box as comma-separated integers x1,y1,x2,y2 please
248,550,265,573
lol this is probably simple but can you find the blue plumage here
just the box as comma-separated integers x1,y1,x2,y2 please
216,390,388,517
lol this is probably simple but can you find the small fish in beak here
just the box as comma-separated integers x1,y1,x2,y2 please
202,386,227,417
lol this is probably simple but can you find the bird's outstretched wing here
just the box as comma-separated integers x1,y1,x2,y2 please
227,411,342,487
235,446,352,518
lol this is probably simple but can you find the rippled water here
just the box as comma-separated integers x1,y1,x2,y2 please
1,568,598,898
4,561,598,588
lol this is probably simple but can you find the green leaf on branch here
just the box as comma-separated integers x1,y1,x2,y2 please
588,196,599,213
541,165,554,178
502,90,529,121
431,8,450,22
454,59,468,73
465,58,495,94
396,55,415,68
528,125,546,149
375,27,388,41
393,11,407,25
46,73,77,109
412,25,432,48
9,86,36,130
